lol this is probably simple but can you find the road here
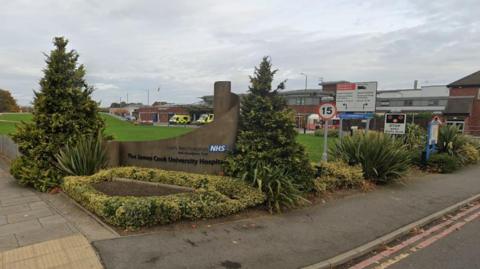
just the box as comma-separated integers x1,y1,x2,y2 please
346,201,480,269
389,218,480,269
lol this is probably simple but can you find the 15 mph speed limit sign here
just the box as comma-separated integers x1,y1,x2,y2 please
319,103,337,120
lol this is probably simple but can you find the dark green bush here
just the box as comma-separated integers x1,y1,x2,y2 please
330,132,411,183
314,161,365,193
55,132,108,176
62,167,265,229
314,128,339,138
224,57,314,191
427,153,460,173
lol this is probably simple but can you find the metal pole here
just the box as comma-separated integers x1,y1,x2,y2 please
339,118,343,139
322,120,329,161
300,73,307,91
365,118,370,133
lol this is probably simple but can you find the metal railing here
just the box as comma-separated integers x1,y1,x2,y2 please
0,135,19,160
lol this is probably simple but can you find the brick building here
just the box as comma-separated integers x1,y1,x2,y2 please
280,89,333,128
136,105,189,123
445,71,480,135
136,103,212,124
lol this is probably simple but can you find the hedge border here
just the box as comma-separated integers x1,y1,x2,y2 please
62,167,265,229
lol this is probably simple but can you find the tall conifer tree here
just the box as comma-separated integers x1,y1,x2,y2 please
11,37,104,191
225,57,313,187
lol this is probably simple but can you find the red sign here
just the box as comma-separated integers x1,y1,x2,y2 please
336,83,356,91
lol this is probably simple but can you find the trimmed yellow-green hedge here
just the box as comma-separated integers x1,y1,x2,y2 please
62,167,265,229
314,161,365,193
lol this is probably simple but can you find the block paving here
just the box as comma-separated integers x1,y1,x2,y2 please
0,159,111,268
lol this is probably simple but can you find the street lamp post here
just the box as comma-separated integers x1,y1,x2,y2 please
147,89,150,106
300,73,307,91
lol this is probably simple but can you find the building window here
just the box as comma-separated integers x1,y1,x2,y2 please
296,97,305,105
380,101,390,107
428,100,439,106
404,100,413,106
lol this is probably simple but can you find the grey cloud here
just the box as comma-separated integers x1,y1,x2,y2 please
1,0,479,106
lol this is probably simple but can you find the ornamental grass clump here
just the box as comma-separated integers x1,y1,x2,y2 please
55,132,108,176
330,132,411,183
243,162,308,213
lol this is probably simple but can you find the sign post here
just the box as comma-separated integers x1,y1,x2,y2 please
319,103,337,161
425,117,441,162
384,113,407,135
336,82,377,134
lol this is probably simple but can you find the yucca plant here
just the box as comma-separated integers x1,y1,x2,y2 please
330,132,411,183
242,162,308,213
437,125,467,155
55,132,108,176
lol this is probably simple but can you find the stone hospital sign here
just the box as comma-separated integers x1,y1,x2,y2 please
106,81,239,174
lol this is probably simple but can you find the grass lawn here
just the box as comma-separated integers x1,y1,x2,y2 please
0,113,193,141
0,113,33,122
0,112,336,161
0,113,32,135
297,134,338,162
102,114,192,141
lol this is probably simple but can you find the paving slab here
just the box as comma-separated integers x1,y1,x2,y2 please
0,234,18,252
28,201,49,210
0,196,42,207
0,204,30,215
0,220,42,237
7,207,54,224
15,223,77,247
38,215,68,226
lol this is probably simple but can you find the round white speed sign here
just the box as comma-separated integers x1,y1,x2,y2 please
319,103,337,120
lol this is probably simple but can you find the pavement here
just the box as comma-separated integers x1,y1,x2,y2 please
0,157,116,268
93,165,480,269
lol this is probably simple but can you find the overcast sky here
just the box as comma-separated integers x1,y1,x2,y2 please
1,0,479,106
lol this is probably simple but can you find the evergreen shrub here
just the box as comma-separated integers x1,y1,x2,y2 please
11,37,104,191
224,57,314,210
427,153,460,173
314,161,365,193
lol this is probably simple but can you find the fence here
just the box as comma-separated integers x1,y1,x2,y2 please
0,135,19,160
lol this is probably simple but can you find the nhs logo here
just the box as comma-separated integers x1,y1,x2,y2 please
209,144,228,152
